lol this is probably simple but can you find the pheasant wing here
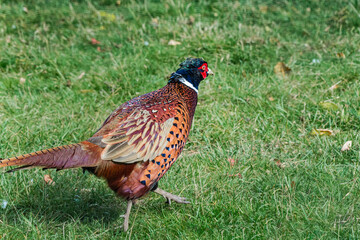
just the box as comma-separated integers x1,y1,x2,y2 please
101,109,174,164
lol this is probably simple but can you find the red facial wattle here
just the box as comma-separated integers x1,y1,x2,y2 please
198,63,208,79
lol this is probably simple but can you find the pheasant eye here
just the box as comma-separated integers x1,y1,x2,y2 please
202,65,206,70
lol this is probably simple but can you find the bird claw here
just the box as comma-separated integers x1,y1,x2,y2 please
120,200,133,232
154,188,190,205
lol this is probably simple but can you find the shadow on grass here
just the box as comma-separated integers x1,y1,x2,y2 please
3,171,125,225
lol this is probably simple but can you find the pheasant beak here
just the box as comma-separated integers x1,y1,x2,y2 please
207,68,214,76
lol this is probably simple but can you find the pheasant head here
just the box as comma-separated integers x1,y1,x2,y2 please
169,57,214,93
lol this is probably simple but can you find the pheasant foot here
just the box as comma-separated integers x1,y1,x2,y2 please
153,188,190,205
120,200,133,232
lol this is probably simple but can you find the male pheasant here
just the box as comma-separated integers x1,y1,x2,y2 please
0,57,213,231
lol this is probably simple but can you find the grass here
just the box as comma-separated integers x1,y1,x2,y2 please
1,0,360,238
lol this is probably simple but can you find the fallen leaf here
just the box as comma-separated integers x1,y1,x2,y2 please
151,18,159,27
274,62,291,77
227,173,242,178
274,159,284,168
329,83,340,91
336,52,345,59
23,7,28,13
44,175,55,185
96,46,102,52
268,96,275,101
80,89,94,93
91,38,100,45
310,129,334,136
77,72,85,80
341,141,352,151
116,0,121,5
19,77,26,84
259,5,268,13
325,26,330,32
265,26,272,32
66,80,71,87
227,158,235,166
168,40,181,46
187,16,195,25
99,11,116,22
319,101,339,111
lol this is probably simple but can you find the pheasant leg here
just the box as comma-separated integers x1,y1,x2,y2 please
120,200,133,232
153,188,190,205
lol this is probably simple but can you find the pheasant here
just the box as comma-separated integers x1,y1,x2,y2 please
0,57,213,231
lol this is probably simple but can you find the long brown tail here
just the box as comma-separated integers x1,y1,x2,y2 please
0,141,103,172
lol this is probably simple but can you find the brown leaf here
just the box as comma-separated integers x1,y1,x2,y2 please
151,18,159,27
66,80,71,87
227,158,235,166
187,16,195,25
44,175,55,185
91,38,100,45
310,129,334,136
274,62,291,77
77,72,85,80
268,96,275,101
80,89,94,93
259,6,268,13
168,40,181,46
274,159,284,168
336,52,345,59
329,83,340,91
291,181,296,189
341,141,352,151
227,173,242,178
319,101,339,111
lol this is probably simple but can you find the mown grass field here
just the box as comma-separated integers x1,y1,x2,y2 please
1,0,360,239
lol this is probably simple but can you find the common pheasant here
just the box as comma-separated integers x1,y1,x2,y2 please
0,57,213,231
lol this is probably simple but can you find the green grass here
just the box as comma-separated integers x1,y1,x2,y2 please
1,0,360,238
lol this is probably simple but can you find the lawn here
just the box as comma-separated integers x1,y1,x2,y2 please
1,0,360,238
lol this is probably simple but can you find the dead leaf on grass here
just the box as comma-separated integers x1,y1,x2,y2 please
341,141,352,151
19,77,26,84
151,18,159,27
274,62,291,77
187,16,195,25
98,11,116,22
319,101,339,111
227,158,236,166
227,173,242,178
168,40,181,46
80,89,95,93
329,82,340,91
336,52,345,59
77,72,85,80
268,96,275,101
310,129,334,136
259,6,268,13
274,159,285,168
91,38,100,45
44,175,55,185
